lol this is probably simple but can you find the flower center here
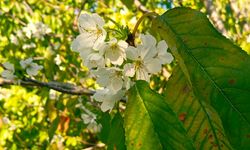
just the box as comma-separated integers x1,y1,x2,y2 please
110,43,118,50
135,59,143,70
96,27,103,36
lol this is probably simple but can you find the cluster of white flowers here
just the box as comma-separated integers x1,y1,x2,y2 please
1,58,43,79
1,62,16,80
20,58,43,76
22,22,52,39
76,98,102,133
1,117,17,131
71,13,173,112
10,22,51,46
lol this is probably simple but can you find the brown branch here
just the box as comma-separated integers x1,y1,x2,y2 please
203,0,227,36
134,0,149,13
0,77,94,96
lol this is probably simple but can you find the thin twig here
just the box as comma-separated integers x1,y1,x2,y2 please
77,0,87,20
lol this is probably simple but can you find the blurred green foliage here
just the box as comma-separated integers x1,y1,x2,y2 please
0,0,249,149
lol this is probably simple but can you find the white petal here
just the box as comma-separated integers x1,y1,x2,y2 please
26,63,42,76
140,34,156,49
105,50,124,65
94,68,110,87
78,13,96,32
93,30,106,50
145,58,162,73
158,52,174,64
100,90,124,111
157,40,168,53
71,34,95,52
1,70,15,80
138,45,157,61
94,89,125,112
26,68,37,76
123,76,133,90
100,99,116,112
109,76,123,93
136,68,150,82
124,63,135,77
93,89,109,102
3,62,14,71
20,58,33,69
117,40,128,49
81,114,92,124
92,13,105,27
79,49,93,60
126,46,139,60
85,53,105,68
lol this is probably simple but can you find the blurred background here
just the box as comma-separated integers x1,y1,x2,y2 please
0,0,249,149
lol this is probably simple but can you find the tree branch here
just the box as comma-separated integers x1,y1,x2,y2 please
0,77,94,96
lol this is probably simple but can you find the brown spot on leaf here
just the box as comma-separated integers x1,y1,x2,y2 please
178,112,187,123
204,42,208,46
182,85,190,93
219,57,225,61
138,142,142,147
183,38,188,43
209,134,213,140
203,128,208,135
228,79,236,85
246,134,250,138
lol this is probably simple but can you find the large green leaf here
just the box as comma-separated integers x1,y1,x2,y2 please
152,7,250,149
107,112,126,150
164,66,233,149
124,80,195,150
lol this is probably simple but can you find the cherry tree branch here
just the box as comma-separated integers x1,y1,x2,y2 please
0,77,94,96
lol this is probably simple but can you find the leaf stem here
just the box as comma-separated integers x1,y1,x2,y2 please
132,12,159,38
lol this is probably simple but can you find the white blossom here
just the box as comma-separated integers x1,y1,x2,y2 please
69,12,175,113
22,43,36,49
16,30,25,39
54,54,62,65
125,34,162,81
2,117,10,124
22,22,51,39
1,62,16,80
83,52,105,69
78,105,101,132
155,40,174,64
93,89,125,112
92,67,123,93
71,13,106,54
20,58,43,76
124,63,135,77
102,38,128,65
10,34,19,45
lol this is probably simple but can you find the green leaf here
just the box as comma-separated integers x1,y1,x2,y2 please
107,112,126,150
124,80,195,150
164,66,233,149
152,7,250,149
98,112,111,143
121,0,134,9
48,116,60,142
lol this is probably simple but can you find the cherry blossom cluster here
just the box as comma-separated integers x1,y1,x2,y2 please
10,22,51,48
71,13,174,112
1,58,43,79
